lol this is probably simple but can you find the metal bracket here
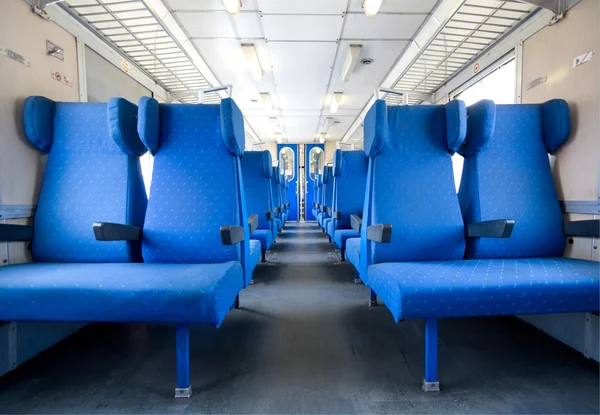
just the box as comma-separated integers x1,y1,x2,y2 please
31,0,66,19
168,85,233,103
374,87,434,104
422,380,440,392
174,386,192,398
46,40,64,61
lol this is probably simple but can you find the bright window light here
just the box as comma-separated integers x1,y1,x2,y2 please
241,44,262,81
222,0,241,15
363,0,383,16
330,93,343,114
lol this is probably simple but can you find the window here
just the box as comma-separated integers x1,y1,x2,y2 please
308,147,324,180
279,147,295,181
450,58,517,191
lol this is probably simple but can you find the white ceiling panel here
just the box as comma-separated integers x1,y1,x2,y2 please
347,0,439,14
342,13,427,39
165,0,259,11
262,15,343,41
282,117,321,142
257,0,347,15
175,12,236,37
268,42,337,111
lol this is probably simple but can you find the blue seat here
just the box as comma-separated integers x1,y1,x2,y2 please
312,174,322,220
360,98,599,392
330,150,368,261
241,150,276,262
318,166,334,230
280,174,290,219
271,166,283,233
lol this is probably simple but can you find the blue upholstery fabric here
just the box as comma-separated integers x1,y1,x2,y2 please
250,229,273,252
326,220,334,239
334,229,359,250
142,102,247,265
32,101,147,263
542,99,570,153
108,98,147,156
367,104,467,264
368,258,600,322
364,99,387,157
220,98,245,156
0,262,243,326
323,218,332,236
23,96,54,152
459,103,566,259
459,99,495,156
346,237,360,270
321,166,334,224
271,166,282,214
137,96,159,154
445,99,467,154
331,150,368,233
241,151,275,250
247,239,261,281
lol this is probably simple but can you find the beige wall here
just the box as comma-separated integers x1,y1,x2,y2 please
0,0,80,206
521,0,599,202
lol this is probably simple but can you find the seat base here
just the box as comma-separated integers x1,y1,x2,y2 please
175,386,192,398
422,380,440,392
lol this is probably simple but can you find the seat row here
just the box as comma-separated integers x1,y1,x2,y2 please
0,95,288,398
313,98,599,391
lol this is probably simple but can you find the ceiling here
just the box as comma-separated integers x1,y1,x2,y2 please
59,0,539,146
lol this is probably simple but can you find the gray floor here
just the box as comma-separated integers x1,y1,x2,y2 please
0,222,598,414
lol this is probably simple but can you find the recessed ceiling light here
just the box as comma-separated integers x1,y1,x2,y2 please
270,117,280,130
319,132,327,143
241,44,262,81
323,117,334,132
222,0,241,15
340,45,362,82
330,93,343,114
363,0,383,16
260,93,272,109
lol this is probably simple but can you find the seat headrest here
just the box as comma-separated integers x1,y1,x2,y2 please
262,150,272,177
220,97,245,156
542,99,570,153
459,99,496,156
137,96,159,155
24,96,146,155
364,99,388,157
332,149,343,177
445,99,467,154
23,96,54,152
317,174,322,186
108,98,147,156
272,166,280,183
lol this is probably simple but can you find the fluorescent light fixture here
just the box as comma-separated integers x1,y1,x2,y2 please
270,117,280,130
222,0,241,14
275,132,284,144
340,45,362,82
319,133,327,144
260,93,272,109
241,44,262,81
323,117,333,133
330,93,343,114
363,0,383,16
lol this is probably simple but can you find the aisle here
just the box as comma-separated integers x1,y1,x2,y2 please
0,222,597,414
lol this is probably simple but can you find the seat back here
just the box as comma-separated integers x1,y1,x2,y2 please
270,166,281,213
322,166,334,211
137,97,248,265
458,99,569,259
241,150,274,231
24,96,147,263
332,150,368,229
280,174,287,211
364,99,467,265
315,174,322,207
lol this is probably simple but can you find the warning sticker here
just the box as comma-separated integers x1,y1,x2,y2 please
473,61,481,74
572,51,593,68
51,69,73,87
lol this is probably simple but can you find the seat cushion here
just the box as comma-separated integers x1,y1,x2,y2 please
0,262,244,326
323,218,333,237
334,229,359,250
274,218,282,231
247,240,261,283
326,220,334,239
250,229,273,251
346,237,361,271
368,258,600,323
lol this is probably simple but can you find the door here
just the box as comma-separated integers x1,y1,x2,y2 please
305,144,324,221
278,144,298,221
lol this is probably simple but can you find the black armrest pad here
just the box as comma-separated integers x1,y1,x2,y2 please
350,214,362,233
333,210,341,220
0,224,33,242
266,210,273,221
93,222,141,241
248,214,258,234
220,225,244,245
564,219,600,238
467,220,514,238
367,224,392,243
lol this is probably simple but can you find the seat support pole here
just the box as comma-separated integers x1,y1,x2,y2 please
354,269,362,284
175,324,192,398
422,318,440,392
369,288,377,306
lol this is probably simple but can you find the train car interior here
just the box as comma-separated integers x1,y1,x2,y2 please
0,0,598,413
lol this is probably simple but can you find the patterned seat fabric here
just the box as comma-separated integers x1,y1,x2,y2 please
318,166,334,228
331,150,368,249
241,151,275,253
312,174,322,220
271,166,283,233
0,96,148,322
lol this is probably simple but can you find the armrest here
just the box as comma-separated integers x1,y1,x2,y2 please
0,224,33,242
248,214,258,234
350,214,362,233
220,225,244,245
266,210,273,221
93,222,141,241
333,210,341,220
274,206,280,214
467,220,514,238
367,224,392,243
564,219,600,238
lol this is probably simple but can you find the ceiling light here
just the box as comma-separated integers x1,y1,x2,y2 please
363,0,383,16
340,45,362,82
222,0,241,15
323,117,334,133
319,133,327,144
260,93,272,109
270,117,280,130
241,44,262,81
275,132,283,144
330,93,343,114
